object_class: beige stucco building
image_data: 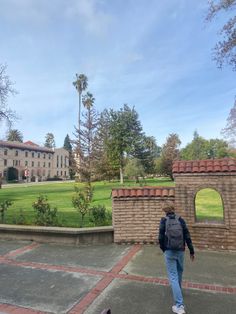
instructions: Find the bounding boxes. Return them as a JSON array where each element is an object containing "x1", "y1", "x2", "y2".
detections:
[{"x1": 0, "y1": 140, "x2": 69, "y2": 182}]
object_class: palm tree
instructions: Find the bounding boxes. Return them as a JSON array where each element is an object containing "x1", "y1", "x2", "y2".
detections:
[
  {"x1": 6, "y1": 129, "x2": 23, "y2": 142},
  {"x1": 82, "y1": 92, "x2": 95, "y2": 110},
  {"x1": 73, "y1": 74, "x2": 88, "y2": 133}
]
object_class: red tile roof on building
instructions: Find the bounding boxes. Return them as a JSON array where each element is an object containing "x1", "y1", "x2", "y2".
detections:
[
  {"x1": 0, "y1": 140, "x2": 53, "y2": 153},
  {"x1": 112, "y1": 187, "x2": 175, "y2": 198},
  {"x1": 24, "y1": 141, "x2": 39, "y2": 146},
  {"x1": 173, "y1": 158, "x2": 236, "y2": 173}
]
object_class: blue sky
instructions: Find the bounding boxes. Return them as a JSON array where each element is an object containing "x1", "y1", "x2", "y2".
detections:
[{"x1": 0, "y1": 0, "x2": 235, "y2": 148}]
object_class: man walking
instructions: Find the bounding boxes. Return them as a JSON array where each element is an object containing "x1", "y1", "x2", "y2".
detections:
[{"x1": 158, "y1": 202, "x2": 194, "y2": 314}]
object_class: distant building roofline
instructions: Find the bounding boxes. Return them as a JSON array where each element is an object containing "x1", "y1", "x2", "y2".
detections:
[{"x1": 0, "y1": 140, "x2": 54, "y2": 153}]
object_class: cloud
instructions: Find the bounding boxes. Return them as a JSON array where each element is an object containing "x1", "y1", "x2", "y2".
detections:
[
  {"x1": 65, "y1": 0, "x2": 113, "y2": 37},
  {"x1": 0, "y1": 0, "x2": 52, "y2": 23}
]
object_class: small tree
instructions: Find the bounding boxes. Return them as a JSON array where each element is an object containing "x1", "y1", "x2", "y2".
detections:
[
  {"x1": 125, "y1": 158, "x2": 145, "y2": 182},
  {"x1": 32, "y1": 195, "x2": 58, "y2": 226},
  {"x1": 72, "y1": 185, "x2": 91, "y2": 227},
  {"x1": 0, "y1": 200, "x2": 13, "y2": 223}
]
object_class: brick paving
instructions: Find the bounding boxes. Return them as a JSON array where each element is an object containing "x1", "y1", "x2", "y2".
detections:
[{"x1": 0, "y1": 241, "x2": 235, "y2": 314}]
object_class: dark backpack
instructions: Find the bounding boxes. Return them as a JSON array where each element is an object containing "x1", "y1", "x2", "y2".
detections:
[{"x1": 165, "y1": 215, "x2": 184, "y2": 250}]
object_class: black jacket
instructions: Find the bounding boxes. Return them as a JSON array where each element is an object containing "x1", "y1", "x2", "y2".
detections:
[{"x1": 158, "y1": 212, "x2": 194, "y2": 255}]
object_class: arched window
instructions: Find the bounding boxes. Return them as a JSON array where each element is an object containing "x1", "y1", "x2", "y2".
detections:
[{"x1": 195, "y1": 188, "x2": 224, "y2": 223}]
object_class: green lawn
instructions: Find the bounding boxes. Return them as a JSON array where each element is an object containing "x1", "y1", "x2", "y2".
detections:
[
  {"x1": 195, "y1": 188, "x2": 224, "y2": 222},
  {"x1": 0, "y1": 179, "x2": 224, "y2": 227},
  {"x1": 0, "y1": 178, "x2": 174, "y2": 227}
]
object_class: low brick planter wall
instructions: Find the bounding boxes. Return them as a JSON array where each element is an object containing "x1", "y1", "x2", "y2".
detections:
[{"x1": 0, "y1": 224, "x2": 114, "y2": 245}]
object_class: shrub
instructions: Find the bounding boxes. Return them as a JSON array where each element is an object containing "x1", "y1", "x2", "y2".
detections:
[
  {"x1": 89, "y1": 205, "x2": 111, "y2": 226},
  {"x1": 13, "y1": 208, "x2": 26, "y2": 225},
  {"x1": 32, "y1": 195, "x2": 58, "y2": 226},
  {"x1": 0, "y1": 200, "x2": 13, "y2": 223}
]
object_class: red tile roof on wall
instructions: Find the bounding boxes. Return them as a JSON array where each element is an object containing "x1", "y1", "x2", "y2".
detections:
[
  {"x1": 173, "y1": 158, "x2": 236, "y2": 173},
  {"x1": 112, "y1": 187, "x2": 175, "y2": 198}
]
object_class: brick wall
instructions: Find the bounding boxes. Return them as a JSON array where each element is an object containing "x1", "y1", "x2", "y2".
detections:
[
  {"x1": 174, "y1": 173, "x2": 236, "y2": 251},
  {"x1": 112, "y1": 187, "x2": 174, "y2": 244},
  {"x1": 112, "y1": 171, "x2": 236, "y2": 251}
]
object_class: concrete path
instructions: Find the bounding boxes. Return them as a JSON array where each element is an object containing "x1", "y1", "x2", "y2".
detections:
[{"x1": 0, "y1": 240, "x2": 235, "y2": 314}]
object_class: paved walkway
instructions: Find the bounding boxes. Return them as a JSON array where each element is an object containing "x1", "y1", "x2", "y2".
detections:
[{"x1": 0, "y1": 240, "x2": 235, "y2": 314}]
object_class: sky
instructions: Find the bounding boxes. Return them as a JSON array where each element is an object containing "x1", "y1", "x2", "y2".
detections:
[{"x1": 0, "y1": 0, "x2": 235, "y2": 148}]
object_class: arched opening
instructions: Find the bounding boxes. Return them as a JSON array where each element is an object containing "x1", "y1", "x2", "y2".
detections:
[
  {"x1": 7, "y1": 167, "x2": 19, "y2": 182},
  {"x1": 195, "y1": 188, "x2": 224, "y2": 223}
]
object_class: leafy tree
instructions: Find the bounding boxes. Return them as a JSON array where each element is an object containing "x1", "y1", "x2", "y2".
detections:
[
  {"x1": 221, "y1": 99, "x2": 236, "y2": 146},
  {"x1": 125, "y1": 158, "x2": 145, "y2": 182},
  {"x1": 6, "y1": 129, "x2": 23, "y2": 142},
  {"x1": 0, "y1": 64, "x2": 17, "y2": 126},
  {"x1": 63, "y1": 134, "x2": 72, "y2": 151},
  {"x1": 44, "y1": 132, "x2": 56, "y2": 148},
  {"x1": 206, "y1": 138, "x2": 230, "y2": 158},
  {"x1": 181, "y1": 131, "x2": 208, "y2": 160},
  {"x1": 158, "y1": 133, "x2": 181, "y2": 180},
  {"x1": 101, "y1": 105, "x2": 144, "y2": 184},
  {"x1": 181, "y1": 132, "x2": 230, "y2": 159},
  {"x1": 206, "y1": 0, "x2": 236, "y2": 70},
  {"x1": 134, "y1": 135, "x2": 161, "y2": 174},
  {"x1": 63, "y1": 134, "x2": 75, "y2": 179}
]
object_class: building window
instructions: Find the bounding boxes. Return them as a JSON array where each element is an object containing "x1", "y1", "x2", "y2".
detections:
[
  {"x1": 48, "y1": 162, "x2": 51, "y2": 168},
  {"x1": 57, "y1": 171, "x2": 59, "y2": 176},
  {"x1": 57, "y1": 155, "x2": 59, "y2": 168},
  {"x1": 4, "y1": 159, "x2": 7, "y2": 166},
  {"x1": 64, "y1": 171, "x2": 66, "y2": 176},
  {"x1": 25, "y1": 161, "x2": 28, "y2": 166},
  {"x1": 32, "y1": 152, "x2": 35, "y2": 158},
  {"x1": 38, "y1": 152, "x2": 40, "y2": 158},
  {"x1": 4, "y1": 149, "x2": 7, "y2": 156},
  {"x1": 43, "y1": 153, "x2": 46, "y2": 159},
  {"x1": 49, "y1": 154, "x2": 51, "y2": 159},
  {"x1": 32, "y1": 161, "x2": 34, "y2": 167},
  {"x1": 25, "y1": 151, "x2": 28, "y2": 157},
  {"x1": 43, "y1": 162, "x2": 46, "y2": 167},
  {"x1": 15, "y1": 150, "x2": 18, "y2": 156},
  {"x1": 61, "y1": 171, "x2": 63, "y2": 176}
]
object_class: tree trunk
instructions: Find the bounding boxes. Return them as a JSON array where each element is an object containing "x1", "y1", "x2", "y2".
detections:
[{"x1": 120, "y1": 166, "x2": 124, "y2": 185}]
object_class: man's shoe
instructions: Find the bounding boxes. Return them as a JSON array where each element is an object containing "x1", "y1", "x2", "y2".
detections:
[{"x1": 172, "y1": 305, "x2": 186, "y2": 314}]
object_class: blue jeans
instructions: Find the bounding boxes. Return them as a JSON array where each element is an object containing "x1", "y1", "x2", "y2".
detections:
[{"x1": 164, "y1": 250, "x2": 184, "y2": 307}]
